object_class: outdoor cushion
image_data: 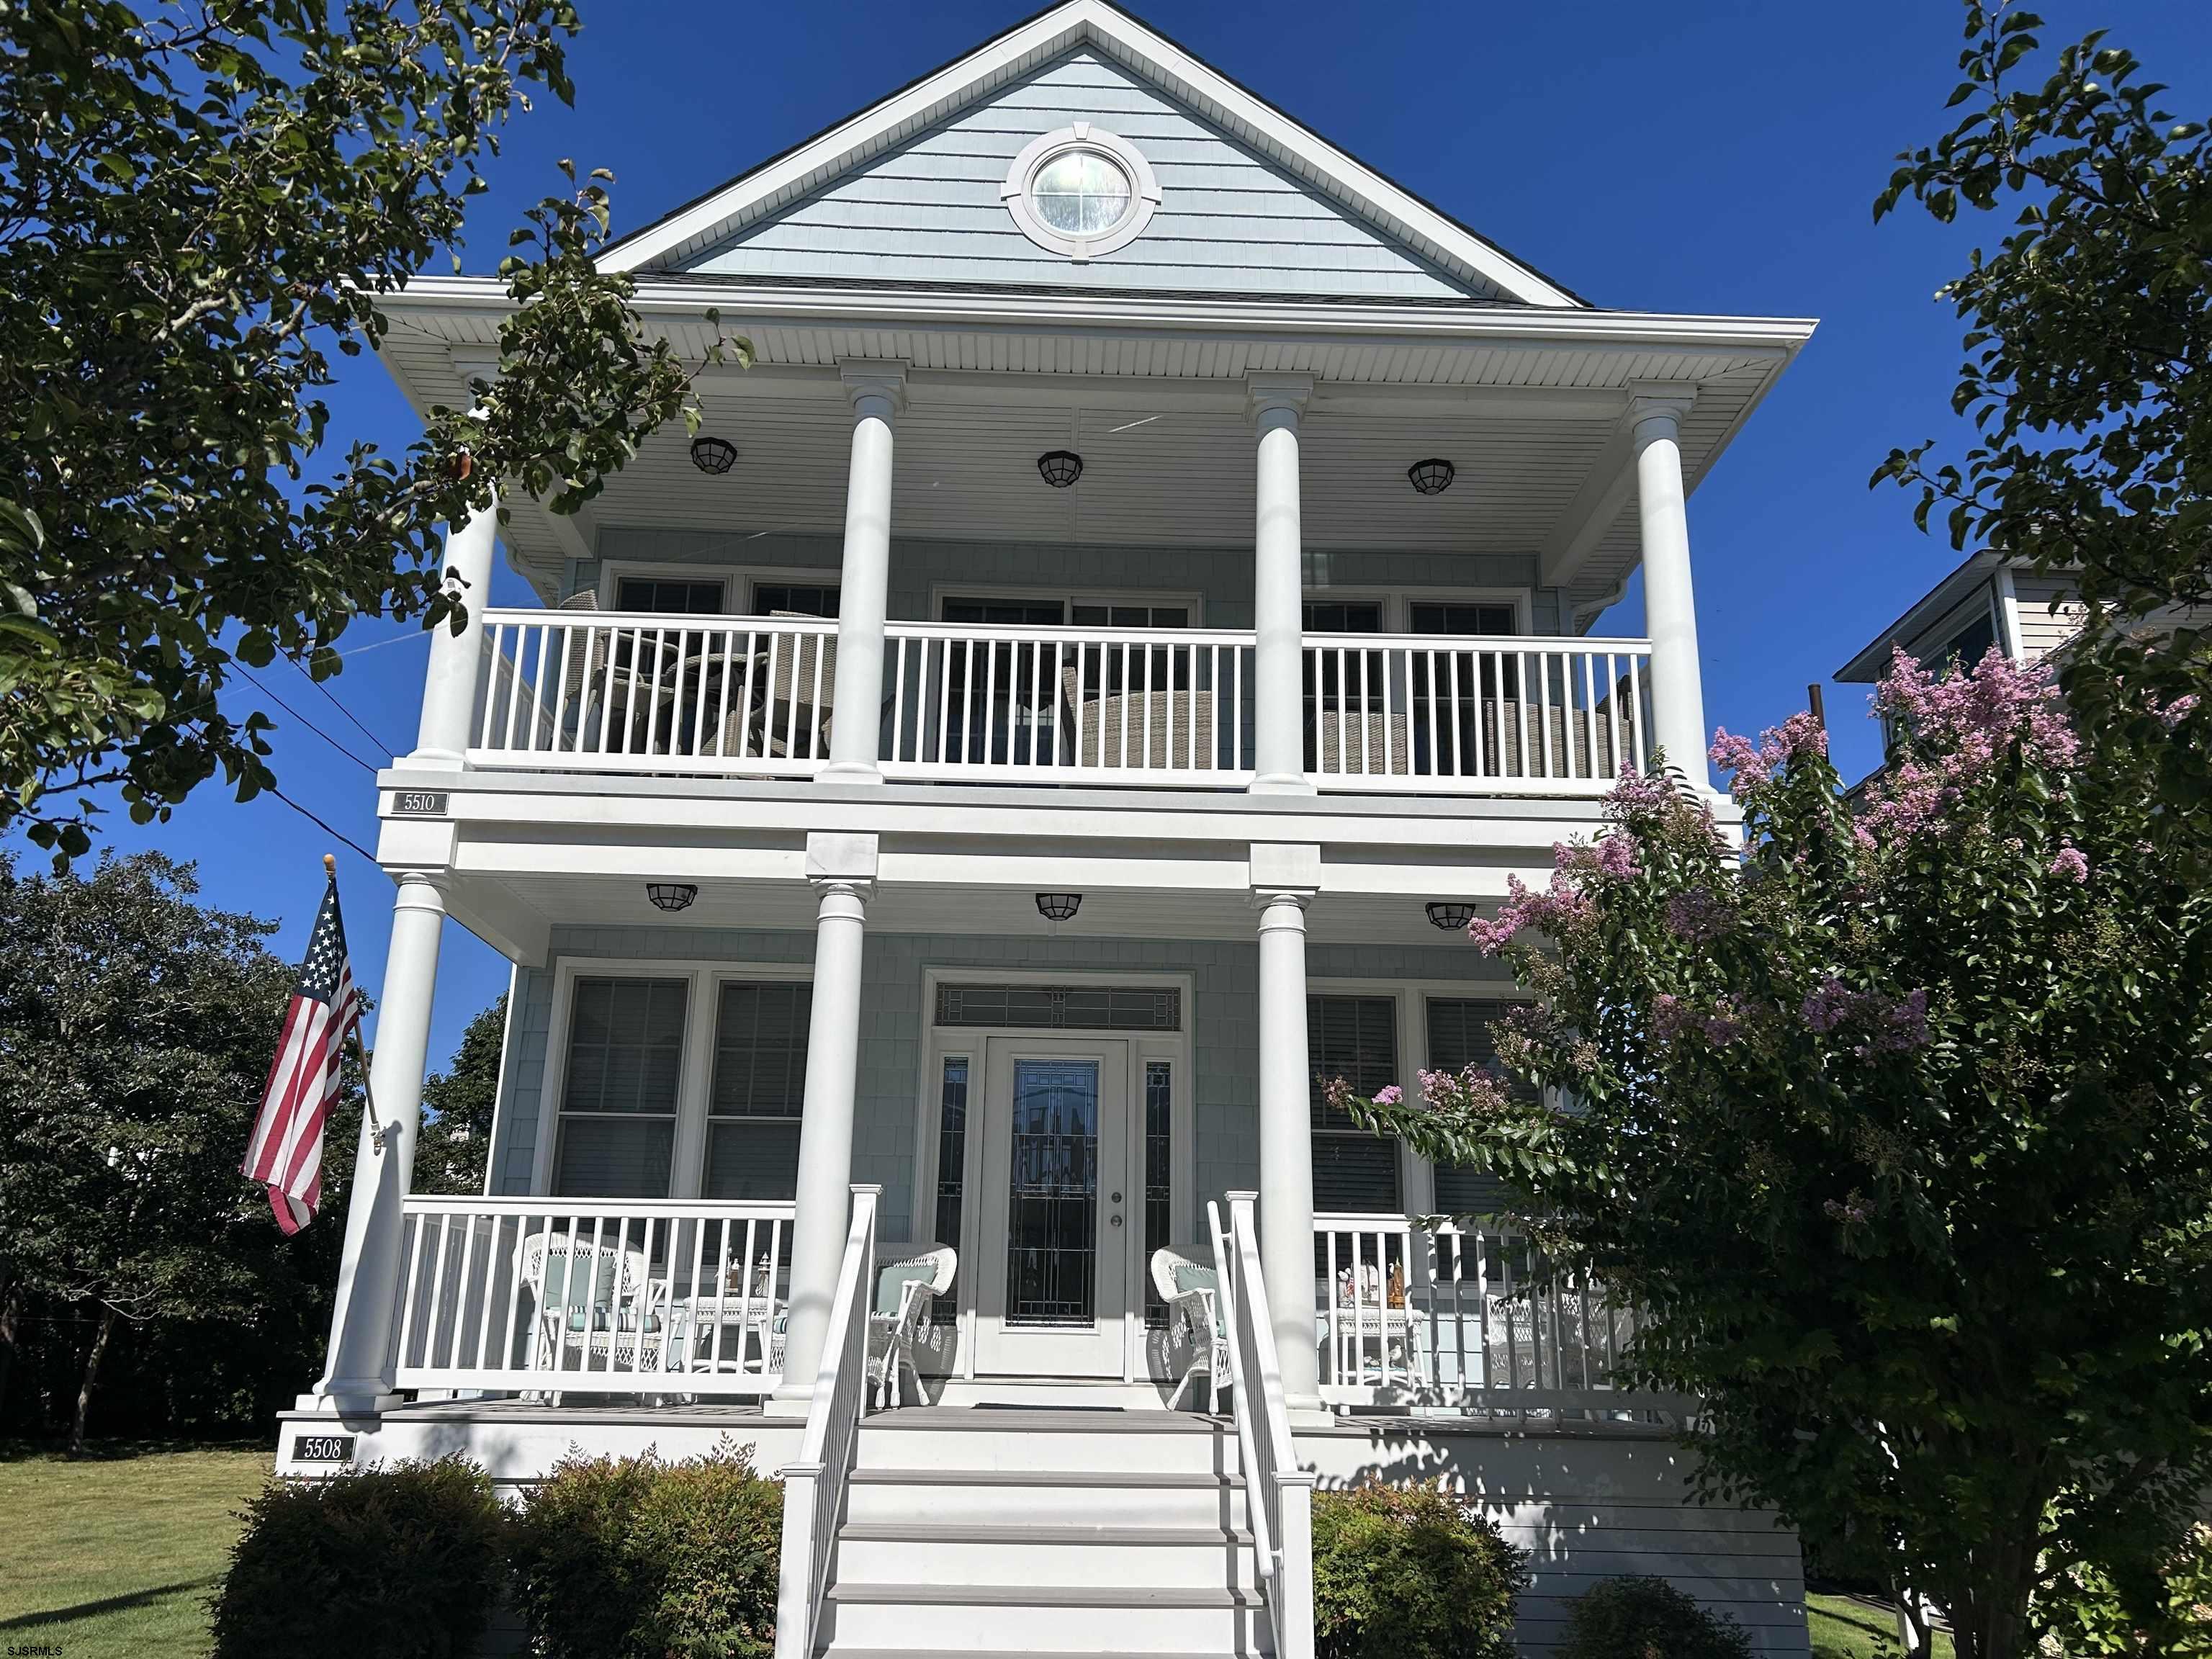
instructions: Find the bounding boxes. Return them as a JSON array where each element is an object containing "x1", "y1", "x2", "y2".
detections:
[
  {"x1": 1171, "y1": 1262, "x2": 1223, "y2": 1336},
  {"x1": 876, "y1": 1258, "x2": 938, "y2": 1320}
]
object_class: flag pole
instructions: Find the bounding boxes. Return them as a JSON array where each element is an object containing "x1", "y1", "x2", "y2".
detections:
[{"x1": 327, "y1": 853, "x2": 390, "y2": 1153}]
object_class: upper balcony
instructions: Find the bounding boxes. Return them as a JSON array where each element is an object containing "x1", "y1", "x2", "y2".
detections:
[{"x1": 471, "y1": 606, "x2": 1654, "y2": 799}]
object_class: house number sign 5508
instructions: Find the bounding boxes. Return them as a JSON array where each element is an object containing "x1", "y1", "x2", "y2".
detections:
[
  {"x1": 292, "y1": 1434, "x2": 355, "y2": 1464},
  {"x1": 393, "y1": 791, "x2": 449, "y2": 816}
]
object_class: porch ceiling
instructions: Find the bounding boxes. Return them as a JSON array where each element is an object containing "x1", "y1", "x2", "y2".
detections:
[
  {"x1": 377, "y1": 283, "x2": 1812, "y2": 616},
  {"x1": 463, "y1": 871, "x2": 1511, "y2": 954}
]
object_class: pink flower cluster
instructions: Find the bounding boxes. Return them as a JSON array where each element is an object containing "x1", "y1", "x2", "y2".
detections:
[
  {"x1": 1801, "y1": 979, "x2": 1929, "y2": 1057},
  {"x1": 1861, "y1": 647, "x2": 2080, "y2": 842},
  {"x1": 2049, "y1": 844, "x2": 2090, "y2": 884},
  {"x1": 1467, "y1": 861, "x2": 1596, "y2": 955},
  {"x1": 1606, "y1": 764, "x2": 1681, "y2": 814},
  {"x1": 1709, "y1": 711, "x2": 1830, "y2": 801},
  {"x1": 1652, "y1": 992, "x2": 1749, "y2": 1047},
  {"x1": 1664, "y1": 886, "x2": 1733, "y2": 943}
]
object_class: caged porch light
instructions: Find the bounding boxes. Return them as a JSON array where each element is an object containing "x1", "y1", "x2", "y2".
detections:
[
  {"x1": 689, "y1": 435, "x2": 738, "y2": 475},
  {"x1": 1406, "y1": 457, "x2": 1456, "y2": 495},
  {"x1": 1035, "y1": 892, "x2": 1083, "y2": 922},
  {"x1": 647, "y1": 883, "x2": 699, "y2": 912},
  {"x1": 1424, "y1": 899, "x2": 1478, "y2": 931},
  {"x1": 1035, "y1": 450, "x2": 1084, "y2": 488}
]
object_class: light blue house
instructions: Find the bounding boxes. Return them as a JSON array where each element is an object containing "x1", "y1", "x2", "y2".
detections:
[{"x1": 282, "y1": 4, "x2": 1819, "y2": 1653}]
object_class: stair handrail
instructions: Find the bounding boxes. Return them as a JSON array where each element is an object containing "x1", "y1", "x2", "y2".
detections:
[
  {"x1": 1218, "y1": 1192, "x2": 1317, "y2": 1659},
  {"x1": 773, "y1": 1183, "x2": 879, "y2": 1659}
]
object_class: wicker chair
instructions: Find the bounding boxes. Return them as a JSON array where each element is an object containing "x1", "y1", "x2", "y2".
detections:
[
  {"x1": 709, "y1": 613, "x2": 835, "y2": 761},
  {"x1": 1058, "y1": 663, "x2": 1214, "y2": 770}
]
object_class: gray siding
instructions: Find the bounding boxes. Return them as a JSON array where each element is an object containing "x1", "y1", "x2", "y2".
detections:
[
  {"x1": 685, "y1": 49, "x2": 1489, "y2": 302},
  {"x1": 493, "y1": 927, "x2": 1518, "y2": 1238},
  {"x1": 583, "y1": 527, "x2": 1553, "y2": 631}
]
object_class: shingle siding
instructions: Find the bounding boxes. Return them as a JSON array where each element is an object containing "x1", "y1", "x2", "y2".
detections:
[{"x1": 683, "y1": 49, "x2": 1490, "y2": 302}]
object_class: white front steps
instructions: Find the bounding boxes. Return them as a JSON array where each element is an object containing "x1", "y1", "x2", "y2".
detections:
[{"x1": 817, "y1": 1407, "x2": 1270, "y2": 1658}]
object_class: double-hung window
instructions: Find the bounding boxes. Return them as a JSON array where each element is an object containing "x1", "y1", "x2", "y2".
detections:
[
  {"x1": 615, "y1": 576, "x2": 725, "y2": 615},
  {"x1": 552, "y1": 977, "x2": 687, "y2": 1197},
  {"x1": 1424, "y1": 997, "x2": 1527, "y2": 1217},
  {"x1": 1308, "y1": 994, "x2": 1402, "y2": 1214},
  {"x1": 704, "y1": 981, "x2": 810, "y2": 1201}
]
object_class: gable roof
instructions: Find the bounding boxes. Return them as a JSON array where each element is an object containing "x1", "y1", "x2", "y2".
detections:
[{"x1": 598, "y1": 0, "x2": 1586, "y2": 309}]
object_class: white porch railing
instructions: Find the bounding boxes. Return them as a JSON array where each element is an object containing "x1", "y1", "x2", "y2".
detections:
[
  {"x1": 773, "y1": 1184, "x2": 878, "y2": 1659},
  {"x1": 466, "y1": 607, "x2": 1652, "y2": 798},
  {"x1": 389, "y1": 1197, "x2": 793, "y2": 1398},
  {"x1": 1217, "y1": 1193, "x2": 1316, "y2": 1659},
  {"x1": 1313, "y1": 1213, "x2": 1684, "y2": 1416},
  {"x1": 1303, "y1": 633, "x2": 1647, "y2": 792}
]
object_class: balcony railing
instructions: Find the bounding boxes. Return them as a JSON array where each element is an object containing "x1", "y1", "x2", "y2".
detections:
[
  {"x1": 389, "y1": 1196, "x2": 795, "y2": 1398},
  {"x1": 468, "y1": 608, "x2": 1653, "y2": 798},
  {"x1": 1312, "y1": 1213, "x2": 1687, "y2": 1418}
]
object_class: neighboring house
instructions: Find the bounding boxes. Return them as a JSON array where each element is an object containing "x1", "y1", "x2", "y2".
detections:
[
  {"x1": 282, "y1": 5, "x2": 1818, "y2": 1653},
  {"x1": 1835, "y1": 550, "x2": 2090, "y2": 693}
]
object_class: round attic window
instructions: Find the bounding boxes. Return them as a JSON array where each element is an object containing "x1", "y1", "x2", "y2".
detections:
[{"x1": 1002, "y1": 124, "x2": 1161, "y2": 261}]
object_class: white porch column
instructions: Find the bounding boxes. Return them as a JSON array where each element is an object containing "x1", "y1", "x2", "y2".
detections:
[
  {"x1": 1253, "y1": 844, "x2": 1322, "y2": 1413},
  {"x1": 308, "y1": 871, "x2": 446, "y2": 1412},
  {"x1": 1248, "y1": 374, "x2": 1314, "y2": 795},
  {"x1": 822, "y1": 363, "x2": 907, "y2": 783},
  {"x1": 770, "y1": 833, "x2": 878, "y2": 1414},
  {"x1": 1632, "y1": 393, "x2": 1709, "y2": 790},
  {"x1": 410, "y1": 492, "x2": 502, "y2": 767}
]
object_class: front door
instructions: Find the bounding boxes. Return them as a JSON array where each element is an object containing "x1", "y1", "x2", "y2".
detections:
[{"x1": 974, "y1": 1038, "x2": 1130, "y2": 1376}]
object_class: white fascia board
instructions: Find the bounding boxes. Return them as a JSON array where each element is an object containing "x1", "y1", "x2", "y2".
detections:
[
  {"x1": 382, "y1": 274, "x2": 1818, "y2": 355},
  {"x1": 1835, "y1": 551, "x2": 2003, "y2": 682},
  {"x1": 593, "y1": 0, "x2": 1583, "y2": 308}
]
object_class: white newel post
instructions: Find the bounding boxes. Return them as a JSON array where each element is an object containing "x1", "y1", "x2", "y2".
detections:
[
  {"x1": 771, "y1": 833, "x2": 878, "y2": 1413},
  {"x1": 310, "y1": 872, "x2": 446, "y2": 1411},
  {"x1": 1632, "y1": 394, "x2": 1709, "y2": 791},
  {"x1": 822, "y1": 363, "x2": 906, "y2": 783},
  {"x1": 1248, "y1": 374, "x2": 1314, "y2": 794},
  {"x1": 410, "y1": 493, "x2": 502, "y2": 767},
  {"x1": 1253, "y1": 844, "x2": 1322, "y2": 1412}
]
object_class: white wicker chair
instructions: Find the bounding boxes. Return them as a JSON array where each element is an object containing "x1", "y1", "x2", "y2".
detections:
[
  {"x1": 868, "y1": 1245, "x2": 955, "y2": 1409},
  {"x1": 1151, "y1": 1234, "x2": 1231, "y2": 1414}
]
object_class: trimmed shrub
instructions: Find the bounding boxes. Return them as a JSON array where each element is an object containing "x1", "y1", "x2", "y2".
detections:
[
  {"x1": 1310, "y1": 1480, "x2": 1528, "y2": 1659},
  {"x1": 210, "y1": 1458, "x2": 506, "y2": 1659},
  {"x1": 1559, "y1": 1575, "x2": 1754, "y2": 1659},
  {"x1": 508, "y1": 1441, "x2": 782, "y2": 1659}
]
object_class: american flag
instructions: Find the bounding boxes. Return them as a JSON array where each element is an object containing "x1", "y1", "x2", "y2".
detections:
[{"x1": 242, "y1": 870, "x2": 364, "y2": 1235}]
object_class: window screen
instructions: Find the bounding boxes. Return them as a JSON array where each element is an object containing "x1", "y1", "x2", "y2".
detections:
[
  {"x1": 1303, "y1": 601, "x2": 1383, "y2": 634},
  {"x1": 1426, "y1": 997, "x2": 1524, "y2": 1217},
  {"x1": 942, "y1": 598, "x2": 1066, "y2": 626},
  {"x1": 1308, "y1": 994, "x2": 1401, "y2": 1213},
  {"x1": 703, "y1": 981, "x2": 810, "y2": 1202},
  {"x1": 615, "y1": 577, "x2": 724, "y2": 615},
  {"x1": 1409, "y1": 602, "x2": 1518, "y2": 637},
  {"x1": 553, "y1": 977, "x2": 685, "y2": 1197}
]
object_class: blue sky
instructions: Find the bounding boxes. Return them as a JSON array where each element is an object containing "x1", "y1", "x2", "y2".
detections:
[{"x1": 35, "y1": 0, "x2": 2208, "y2": 1071}]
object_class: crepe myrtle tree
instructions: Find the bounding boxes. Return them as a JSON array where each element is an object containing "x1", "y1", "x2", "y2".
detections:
[
  {"x1": 1873, "y1": 1, "x2": 2212, "y2": 826},
  {"x1": 1329, "y1": 651, "x2": 2212, "y2": 1659},
  {"x1": 0, "y1": 2, "x2": 748, "y2": 860}
]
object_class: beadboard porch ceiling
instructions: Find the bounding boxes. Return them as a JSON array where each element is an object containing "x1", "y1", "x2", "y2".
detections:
[{"x1": 376, "y1": 289, "x2": 1811, "y2": 617}]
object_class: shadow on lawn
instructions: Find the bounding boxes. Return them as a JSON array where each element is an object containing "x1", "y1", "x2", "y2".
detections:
[{"x1": 0, "y1": 1575, "x2": 220, "y2": 1631}]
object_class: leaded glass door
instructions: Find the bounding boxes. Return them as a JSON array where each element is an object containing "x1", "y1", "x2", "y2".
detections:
[{"x1": 974, "y1": 1039, "x2": 1130, "y2": 1375}]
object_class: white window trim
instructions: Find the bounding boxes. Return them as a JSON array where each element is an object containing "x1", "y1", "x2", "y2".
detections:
[
  {"x1": 598, "y1": 560, "x2": 852, "y2": 616},
  {"x1": 531, "y1": 958, "x2": 814, "y2": 1199},
  {"x1": 912, "y1": 964, "x2": 1196, "y2": 1384},
  {"x1": 927, "y1": 580, "x2": 1208, "y2": 627},
  {"x1": 1001, "y1": 122, "x2": 1162, "y2": 263},
  {"x1": 1907, "y1": 583, "x2": 2004, "y2": 671},
  {"x1": 597, "y1": 562, "x2": 733, "y2": 615}
]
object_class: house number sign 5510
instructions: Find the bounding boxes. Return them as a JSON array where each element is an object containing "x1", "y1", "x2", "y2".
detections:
[{"x1": 392, "y1": 791, "x2": 449, "y2": 816}]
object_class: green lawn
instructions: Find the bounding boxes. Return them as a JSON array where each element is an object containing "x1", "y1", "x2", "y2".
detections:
[
  {"x1": 1809, "y1": 1590, "x2": 1957, "y2": 1658},
  {"x1": 0, "y1": 1442, "x2": 269, "y2": 1659}
]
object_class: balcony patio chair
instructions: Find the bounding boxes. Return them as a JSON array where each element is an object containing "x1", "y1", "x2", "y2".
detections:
[
  {"x1": 514, "y1": 1232, "x2": 666, "y2": 1406},
  {"x1": 1058, "y1": 662, "x2": 1214, "y2": 771},
  {"x1": 701, "y1": 613, "x2": 835, "y2": 763},
  {"x1": 868, "y1": 1245, "x2": 955, "y2": 1408},
  {"x1": 1151, "y1": 1242, "x2": 1230, "y2": 1413}
]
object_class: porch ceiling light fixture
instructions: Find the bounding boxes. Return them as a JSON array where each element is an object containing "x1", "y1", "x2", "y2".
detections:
[
  {"x1": 1036, "y1": 449, "x2": 1084, "y2": 489},
  {"x1": 1407, "y1": 458, "x2": 1456, "y2": 495},
  {"x1": 1035, "y1": 892, "x2": 1083, "y2": 922},
  {"x1": 647, "y1": 882, "x2": 698, "y2": 913},
  {"x1": 689, "y1": 435, "x2": 737, "y2": 475},
  {"x1": 1425, "y1": 900, "x2": 1478, "y2": 931}
]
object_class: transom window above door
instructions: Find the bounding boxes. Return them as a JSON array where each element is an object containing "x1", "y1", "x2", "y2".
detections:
[{"x1": 615, "y1": 576, "x2": 725, "y2": 615}]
